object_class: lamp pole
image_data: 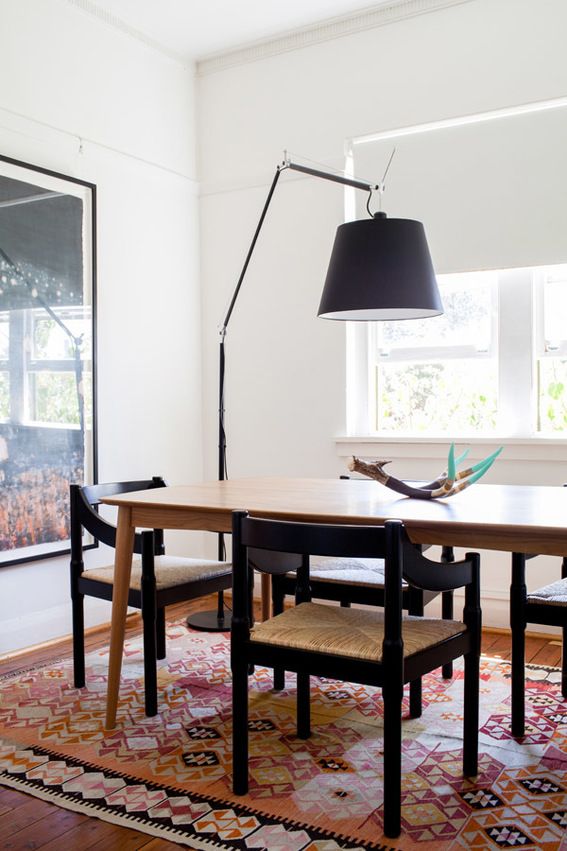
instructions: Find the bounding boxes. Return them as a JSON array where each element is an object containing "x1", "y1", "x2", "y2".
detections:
[
  {"x1": 187, "y1": 155, "x2": 380, "y2": 631},
  {"x1": 186, "y1": 153, "x2": 441, "y2": 630}
]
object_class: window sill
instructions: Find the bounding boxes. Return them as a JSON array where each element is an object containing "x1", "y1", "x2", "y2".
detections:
[{"x1": 335, "y1": 435, "x2": 567, "y2": 463}]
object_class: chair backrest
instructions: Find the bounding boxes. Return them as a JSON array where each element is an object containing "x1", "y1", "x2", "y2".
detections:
[
  {"x1": 232, "y1": 511, "x2": 480, "y2": 642},
  {"x1": 70, "y1": 477, "x2": 166, "y2": 559}
]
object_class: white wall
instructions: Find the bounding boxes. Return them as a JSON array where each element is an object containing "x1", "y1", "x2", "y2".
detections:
[
  {"x1": 198, "y1": 0, "x2": 567, "y2": 627},
  {"x1": 0, "y1": 0, "x2": 202, "y2": 653}
]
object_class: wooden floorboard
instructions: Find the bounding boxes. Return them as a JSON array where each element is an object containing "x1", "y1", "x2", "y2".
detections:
[{"x1": 0, "y1": 595, "x2": 562, "y2": 849}]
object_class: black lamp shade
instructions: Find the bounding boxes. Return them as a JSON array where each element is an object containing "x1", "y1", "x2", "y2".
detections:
[{"x1": 318, "y1": 215, "x2": 443, "y2": 321}]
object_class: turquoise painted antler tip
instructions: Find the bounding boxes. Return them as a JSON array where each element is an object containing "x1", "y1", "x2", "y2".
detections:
[
  {"x1": 447, "y1": 442, "x2": 456, "y2": 480},
  {"x1": 455, "y1": 447, "x2": 470, "y2": 466},
  {"x1": 469, "y1": 446, "x2": 504, "y2": 474},
  {"x1": 467, "y1": 452, "x2": 500, "y2": 485}
]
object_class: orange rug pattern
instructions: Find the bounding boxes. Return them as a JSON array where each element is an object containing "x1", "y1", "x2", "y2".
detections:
[{"x1": 0, "y1": 621, "x2": 566, "y2": 850}]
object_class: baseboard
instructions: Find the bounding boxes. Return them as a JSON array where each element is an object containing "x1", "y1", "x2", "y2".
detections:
[
  {"x1": 1, "y1": 594, "x2": 560, "y2": 663},
  {"x1": 0, "y1": 611, "x2": 140, "y2": 663}
]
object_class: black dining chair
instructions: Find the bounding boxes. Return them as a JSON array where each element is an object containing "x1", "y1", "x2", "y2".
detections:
[
  {"x1": 270, "y1": 545, "x2": 457, "y2": 705},
  {"x1": 70, "y1": 477, "x2": 232, "y2": 716},
  {"x1": 510, "y1": 551, "x2": 567, "y2": 736},
  {"x1": 231, "y1": 511, "x2": 481, "y2": 839},
  {"x1": 267, "y1": 475, "x2": 456, "y2": 717}
]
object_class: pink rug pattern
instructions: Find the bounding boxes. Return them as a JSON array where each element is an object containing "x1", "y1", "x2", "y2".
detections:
[{"x1": 0, "y1": 622, "x2": 566, "y2": 850}]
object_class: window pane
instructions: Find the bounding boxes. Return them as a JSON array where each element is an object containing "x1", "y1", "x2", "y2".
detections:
[
  {"x1": 378, "y1": 271, "x2": 495, "y2": 352},
  {"x1": 32, "y1": 308, "x2": 92, "y2": 360},
  {"x1": 542, "y1": 265, "x2": 567, "y2": 350},
  {"x1": 376, "y1": 359, "x2": 498, "y2": 433},
  {"x1": 538, "y1": 358, "x2": 567, "y2": 432},
  {"x1": 29, "y1": 372, "x2": 81, "y2": 425},
  {"x1": 0, "y1": 372, "x2": 8, "y2": 420}
]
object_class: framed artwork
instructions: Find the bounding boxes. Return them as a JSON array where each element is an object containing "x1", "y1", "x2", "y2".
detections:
[{"x1": 0, "y1": 154, "x2": 97, "y2": 566}]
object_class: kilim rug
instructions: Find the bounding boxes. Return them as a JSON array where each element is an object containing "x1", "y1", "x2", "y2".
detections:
[{"x1": 0, "y1": 620, "x2": 566, "y2": 850}]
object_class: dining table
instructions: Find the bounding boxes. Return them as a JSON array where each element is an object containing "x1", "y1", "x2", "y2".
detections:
[{"x1": 100, "y1": 476, "x2": 567, "y2": 728}]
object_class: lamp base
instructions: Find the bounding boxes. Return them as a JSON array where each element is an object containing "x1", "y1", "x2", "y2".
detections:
[{"x1": 186, "y1": 608, "x2": 232, "y2": 632}]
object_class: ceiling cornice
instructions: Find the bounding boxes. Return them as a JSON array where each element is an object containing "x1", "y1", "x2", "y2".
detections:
[
  {"x1": 196, "y1": 0, "x2": 475, "y2": 77},
  {"x1": 64, "y1": 0, "x2": 190, "y2": 66},
  {"x1": 64, "y1": 0, "x2": 476, "y2": 75}
]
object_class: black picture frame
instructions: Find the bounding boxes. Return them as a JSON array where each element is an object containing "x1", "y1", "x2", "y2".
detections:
[{"x1": 0, "y1": 154, "x2": 97, "y2": 566}]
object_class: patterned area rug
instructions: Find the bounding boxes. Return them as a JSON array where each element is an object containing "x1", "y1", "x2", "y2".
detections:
[{"x1": 0, "y1": 621, "x2": 566, "y2": 850}]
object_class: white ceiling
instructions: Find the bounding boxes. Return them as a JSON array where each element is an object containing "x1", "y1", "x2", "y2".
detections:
[{"x1": 82, "y1": 0, "x2": 399, "y2": 61}]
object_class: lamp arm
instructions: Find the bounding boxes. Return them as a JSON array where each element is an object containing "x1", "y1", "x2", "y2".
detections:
[
  {"x1": 218, "y1": 165, "x2": 283, "y2": 507},
  {"x1": 285, "y1": 160, "x2": 379, "y2": 194},
  {"x1": 220, "y1": 166, "x2": 283, "y2": 335},
  {"x1": 219, "y1": 157, "x2": 378, "y2": 335},
  {"x1": 217, "y1": 155, "x2": 379, "y2": 507}
]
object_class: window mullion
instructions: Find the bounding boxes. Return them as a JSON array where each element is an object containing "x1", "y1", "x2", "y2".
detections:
[
  {"x1": 497, "y1": 268, "x2": 534, "y2": 437},
  {"x1": 346, "y1": 321, "x2": 371, "y2": 435},
  {"x1": 8, "y1": 310, "x2": 25, "y2": 423}
]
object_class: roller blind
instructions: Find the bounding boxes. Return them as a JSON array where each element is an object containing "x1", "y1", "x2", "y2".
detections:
[{"x1": 353, "y1": 104, "x2": 567, "y2": 274}]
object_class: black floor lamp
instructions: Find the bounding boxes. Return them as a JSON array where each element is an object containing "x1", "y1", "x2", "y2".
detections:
[{"x1": 187, "y1": 153, "x2": 443, "y2": 631}]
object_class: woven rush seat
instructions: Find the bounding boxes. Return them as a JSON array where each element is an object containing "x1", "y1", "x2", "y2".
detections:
[
  {"x1": 527, "y1": 577, "x2": 567, "y2": 606},
  {"x1": 295, "y1": 555, "x2": 408, "y2": 587},
  {"x1": 71, "y1": 477, "x2": 233, "y2": 717},
  {"x1": 83, "y1": 557, "x2": 231, "y2": 591},
  {"x1": 251, "y1": 601, "x2": 466, "y2": 661}
]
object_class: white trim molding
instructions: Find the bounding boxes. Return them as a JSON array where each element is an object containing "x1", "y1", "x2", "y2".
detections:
[
  {"x1": 64, "y1": 0, "x2": 190, "y2": 66},
  {"x1": 64, "y1": 0, "x2": 476, "y2": 76},
  {"x1": 335, "y1": 435, "x2": 567, "y2": 464},
  {"x1": 197, "y1": 0, "x2": 475, "y2": 76}
]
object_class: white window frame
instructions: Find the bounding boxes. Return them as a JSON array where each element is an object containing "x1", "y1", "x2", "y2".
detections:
[
  {"x1": 0, "y1": 306, "x2": 90, "y2": 429},
  {"x1": 345, "y1": 265, "x2": 567, "y2": 444}
]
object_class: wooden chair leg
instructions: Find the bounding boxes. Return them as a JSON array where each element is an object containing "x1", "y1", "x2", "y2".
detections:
[
  {"x1": 382, "y1": 682, "x2": 402, "y2": 839},
  {"x1": 441, "y1": 591, "x2": 454, "y2": 679},
  {"x1": 141, "y1": 533, "x2": 158, "y2": 717},
  {"x1": 510, "y1": 553, "x2": 527, "y2": 737},
  {"x1": 156, "y1": 607, "x2": 166, "y2": 660},
  {"x1": 408, "y1": 588, "x2": 423, "y2": 717},
  {"x1": 272, "y1": 580, "x2": 285, "y2": 691},
  {"x1": 562, "y1": 625, "x2": 567, "y2": 700},
  {"x1": 463, "y1": 649, "x2": 479, "y2": 777},
  {"x1": 297, "y1": 673, "x2": 311, "y2": 739},
  {"x1": 72, "y1": 593, "x2": 86, "y2": 688},
  {"x1": 232, "y1": 661, "x2": 249, "y2": 795},
  {"x1": 440, "y1": 548, "x2": 455, "y2": 680},
  {"x1": 142, "y1": 615, "x2": 158, "y2": 716},
  {"x1": 561, "y1": 557, "x2": 567, "y2": 700},
  {"x1": 409, "y1": 678, "x2": 422, "y2": 718}
]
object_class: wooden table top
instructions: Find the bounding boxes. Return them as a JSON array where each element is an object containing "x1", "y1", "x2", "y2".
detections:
[{"x1": 101, "y1": 477, "x2": 567, "y2": 556}]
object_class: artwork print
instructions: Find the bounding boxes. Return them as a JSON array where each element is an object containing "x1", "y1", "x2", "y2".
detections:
[{"x1": 0, "y1": 155, "x2": 96, "y2": 565}]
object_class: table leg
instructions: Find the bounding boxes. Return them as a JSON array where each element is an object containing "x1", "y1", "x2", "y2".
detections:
[{"x1": 105, "y1": 505, "x2": 135, "y2": 729}]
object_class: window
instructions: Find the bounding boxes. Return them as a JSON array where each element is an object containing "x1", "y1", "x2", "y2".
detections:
[
  {"x1": 534, "y1": 266, "x2": 567, "y2": 433},
  {"x1": 351, "y1": 263, "x2": 567, "y2": 438},
  {"x1": 26, "y1": 308, "x2": 92, "y2": 427},
  {"x1": 0, "y1": 306, "x2": 92, "y2": 428}
]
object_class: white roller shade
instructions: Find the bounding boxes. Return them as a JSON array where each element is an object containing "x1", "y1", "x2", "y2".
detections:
[{"x1": 353, "y1": 103, "x2": 567, "y2": 274}]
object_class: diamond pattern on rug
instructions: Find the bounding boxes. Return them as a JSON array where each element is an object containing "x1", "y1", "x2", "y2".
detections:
[
  {"x1": 1, "y1": 623, "x2": 566, "y2": 850},
  {"x1": 543, "y1": 808, "x2": 566, "y2": 828},
  {"x1": 460, "y1": 788, "x2": 504, "y2": 809},
  {"x1": 147, "y1": 795, "x2": 212, "y2": 824},
  {"x1": 519, "y1": 776, "x2": 563, "y2": 795},
  {"x1": 485, "y1": 824, "x2": 535, "y2": 846}
]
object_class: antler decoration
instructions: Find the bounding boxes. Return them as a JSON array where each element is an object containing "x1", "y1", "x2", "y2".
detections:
[{"x1": 348, "y1": 444, "x2": 502, "y2": 500}]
